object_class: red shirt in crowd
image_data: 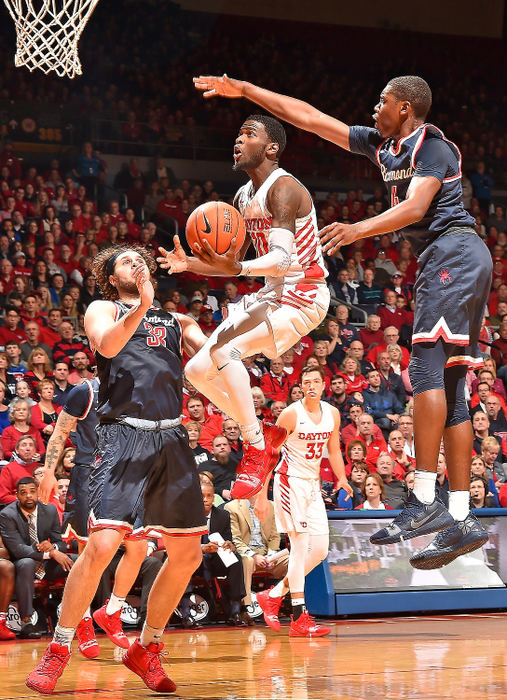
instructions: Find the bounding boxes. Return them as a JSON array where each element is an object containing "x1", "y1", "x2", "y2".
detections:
[
  {"x1": 182, "y1": 413, "x2": 224, "y2": 452},
  {"x1": 0, "y1": 426, "x2": 45, "y2": 461},
  {"x1": 0, "y1": 459, "x2": 41, "y2": 504}
]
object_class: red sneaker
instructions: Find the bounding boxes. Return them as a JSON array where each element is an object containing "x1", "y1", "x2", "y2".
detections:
[
  {"x1": 231, "y1": 443, "x2": 278, "y2": 499},
  {"x1": 256, "y1": 588, "x2": 282, "y2": 632},
  {"x1": 93, "y1": 602, "x2": 129, "y2": 649},
  {"x1": 76, "y1": 617, "x2": 100, "y2": 659},
  {"x1": 289, "y1": 611, "x2": 331, "y2": 638},
  {"x1": 122, "y1": 638, "x2": 176, "y2": 693},
  {"x1": 0, "y1": 618, "x2": 15, "y2": 640},
  {"x1": 262, "y1": 421, "x2": 287, "y2": 451},
  {"x1": 25, "y1": 642, "x2": 71, "y2": 694}
]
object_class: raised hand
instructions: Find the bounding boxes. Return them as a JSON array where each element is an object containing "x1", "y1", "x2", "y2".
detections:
[
  {"x1": 157, "y1": 235, "x2": 189, "y2": 274},
  {"x1": 193, "y1": 74, "x2": 244, "y2": 99},
  {"x1": 319, "y1": 222, "x2": 359, "y2": 256},
  {"x1": 132, "y1": 261, "x2": 154, "y2": 309}
]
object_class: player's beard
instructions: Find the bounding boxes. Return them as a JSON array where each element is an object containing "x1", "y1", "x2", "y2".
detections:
[
  {"x1": 116, "y1": 280, "x2": 139, "y2": 296},
  {"x1": 232, "y1": 145, "x2": 265, "y2": 172}
]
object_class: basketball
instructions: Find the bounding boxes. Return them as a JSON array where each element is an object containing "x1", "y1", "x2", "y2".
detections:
[{"x1": 185, "y1": 201, "x2": 246, "y2": 255}]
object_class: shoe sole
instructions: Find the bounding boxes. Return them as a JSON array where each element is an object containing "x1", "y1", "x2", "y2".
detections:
[
  {"x1": 289, "y1": 629, "x2": 331, "y2": 637},
  {"x1": 256, "y1": 594, "x2": 281, "y2": 632},
  {"x1": 261, "y1": 617, "x2": 280, "y2": 632},
  {"x1": 410, "y1": 535, "x2": 489, "y2": 570},
  {"x1": 122, "y1": 655, "x2": 177, "y2": 693},
  {"x1": 370, "y1": 518, "x2": 454, "y2": 545},
  {"x1": 231, "y1": 480, "x2": 263, "y2": 500},
  {"x1": 26, "y1": 679, "x2": 57, "y2": 695},
  {"x1": 78, "y1": 645, "x2": 100, "y2": 659},
  {"x1": 231, "y1": 452, "x2": 279, "y2": 499}
]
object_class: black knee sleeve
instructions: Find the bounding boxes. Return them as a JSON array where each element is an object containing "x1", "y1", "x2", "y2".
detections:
[
  {"x1": 408, "y1": 342, "x2": 446, "y2": 396},
  {"x1": 444, "y1": 365, "x2": 469, "y2": 428}
]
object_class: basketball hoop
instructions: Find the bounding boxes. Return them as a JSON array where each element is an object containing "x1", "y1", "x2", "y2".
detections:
[{"x1": 2, "y1": 0, "x2": 100, "y2": 79}]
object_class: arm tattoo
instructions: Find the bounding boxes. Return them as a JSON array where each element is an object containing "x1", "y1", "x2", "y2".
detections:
[{"x1": 45, "y1": 412, "x2": 77, "y2": 472}]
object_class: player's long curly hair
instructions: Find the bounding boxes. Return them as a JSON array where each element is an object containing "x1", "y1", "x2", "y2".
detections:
[{"x1": 93, "y1": 244, "x2": 157, "y2": 301}]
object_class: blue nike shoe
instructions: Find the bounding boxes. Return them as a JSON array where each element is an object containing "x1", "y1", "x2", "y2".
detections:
[
  {"x1": 370, "y1": 491, "x2": 455, "y2": 545},
  {"x1": 409, "y1": 512, "x2": 489, "y2": 569}
]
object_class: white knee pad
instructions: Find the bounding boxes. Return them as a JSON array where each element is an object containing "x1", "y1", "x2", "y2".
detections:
[{"x1": 305, "y1": 534, "x2": 329, "y2": 573}]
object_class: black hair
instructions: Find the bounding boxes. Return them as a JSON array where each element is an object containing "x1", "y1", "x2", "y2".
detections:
[
  {"x1": 17, "y1": 476, "x2": 37, "y2": 490},
  {"x1": 247, "y1": 114, "x2": 286, "y2": 158},
  {"x1": 387, "y1": 76, "x2": 432, "y2": 120}
]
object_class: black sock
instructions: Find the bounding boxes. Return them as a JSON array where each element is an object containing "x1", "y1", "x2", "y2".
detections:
[{"x1": 292, "y1": 604, "x2": 306, "y2": 621}]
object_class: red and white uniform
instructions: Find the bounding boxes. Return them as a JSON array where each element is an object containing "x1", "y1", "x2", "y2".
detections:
[
  {"x1": 274, "y1": 400, "x2": 333, "y2": 535},
  {"x1": 233, "y1": 168, "x2": 330, "y2": 357}
]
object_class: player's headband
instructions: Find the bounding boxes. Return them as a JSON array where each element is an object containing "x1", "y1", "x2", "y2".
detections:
[{"x1": 106, "y1": 250, "x2": 128, "y2": 277}]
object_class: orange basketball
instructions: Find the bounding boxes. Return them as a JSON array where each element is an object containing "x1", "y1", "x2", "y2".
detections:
[{"x1": 185, "y1": 201, "x2": 246, "y2": 255}]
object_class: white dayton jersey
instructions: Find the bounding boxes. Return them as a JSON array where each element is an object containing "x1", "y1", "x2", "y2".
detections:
[
  {"x1": 235, "y1": 167, "x2": 328, "y2": 294},
  {"x1": 277, "y1": 400, "x2": 334, "y2": 479}
]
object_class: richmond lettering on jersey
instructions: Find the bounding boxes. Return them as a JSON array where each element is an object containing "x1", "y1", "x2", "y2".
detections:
[
  {"x1": 379, "y1": 163, "x2": 414, "y2": 182},
  {"x1": 245, "y1": 216, "x2": 272, "y2": 232},
  {"x1": 297, "y1": 431, "x2": 332, "y2": 440},
  {"x1": 144, "y1": 314, "x2": 175, "y2": 327}
]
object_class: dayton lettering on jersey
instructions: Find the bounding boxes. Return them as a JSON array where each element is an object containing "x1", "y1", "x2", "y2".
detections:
[
  {"x1": 297, "y1": 431, "x2": 332, "y2": 441},
  {"x1": 245, "y1": 216, "x2": 272, "y2": 232}
]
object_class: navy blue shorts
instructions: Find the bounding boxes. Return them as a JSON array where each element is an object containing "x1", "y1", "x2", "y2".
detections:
[
  {"x1": 411, "y1": 228, "x2": 492, "y2": 368},
  {"x1": 62, "y1": 463, "x2": 89, "y2": 543},
  {"x1": 88, "y1": 423, "x2": 207, "y2": 538}
]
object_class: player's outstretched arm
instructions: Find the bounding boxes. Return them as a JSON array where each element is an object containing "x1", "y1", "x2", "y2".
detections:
[
  {"x1": 39, "y1": 410, "x2": 78, "y2": 504},
  {"x1": 193, "y1": 74, "x2": 351, "y2": 151},
  {"x1": 327, "y1": 407, "x2": 353, "y2": 500},
  {"x1": 319, "y1": 175, "x2": 442, "y2": 256},
  {"x1": 158, "y1": 235, "x2": 245, "y2": 277}
]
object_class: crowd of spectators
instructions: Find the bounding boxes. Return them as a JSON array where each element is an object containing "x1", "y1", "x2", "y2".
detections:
[
  {"x1": 0, "y1": 5, "x2": 504, "y2": 187},
  {"x1": 0, "y1": 21, "x2": 505, "y2": 632}
]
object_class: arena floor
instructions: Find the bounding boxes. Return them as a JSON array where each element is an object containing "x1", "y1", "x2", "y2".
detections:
[{"x1": 4, "y1": 613, "x2": 507, "y2": 699}]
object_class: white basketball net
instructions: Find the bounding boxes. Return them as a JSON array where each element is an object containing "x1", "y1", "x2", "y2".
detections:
[{"x1": 3, "y1": 0, "x2": 100, "y2": 79}]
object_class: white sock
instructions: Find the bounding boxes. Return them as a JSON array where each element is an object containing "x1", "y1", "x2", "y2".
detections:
[
  {"x1": 413, "y1": 470, "x2": 437, "y2": 505},
  {"x1": 53, "y1": 624, "x2": 76, "y2": 649},
  {"x1": 106, "y1": 593, "x2": 125, "y2": 616},
  {"x1": 241, "y1": 422, "x2": 265, "y2": 449},
  {"x1": 269, "y1": 581, "x2": 288, "y2": 599},
  {"x1": 83, "y1": 606, "x2": 91, "y2": 620},
  {"x1": 448, "y1": 490, "x2": 470, "y2": 521},
  {"x1": 291, "y1": 597, "x2": 305, "y2": 607},
  {"x1": 140, "y1": 622, "x2": 164, "y2": 647}
]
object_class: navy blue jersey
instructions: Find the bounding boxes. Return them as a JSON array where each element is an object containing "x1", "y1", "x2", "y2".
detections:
[
  {"x1": 63, "y1": 378, "x2": 99, "y2": 465},
  {"x1": 96, "y1": 302, "x2": 183, "y2": 422},
  {"x1": 348, "y1": 123, "x2": 475, "y2": 256}
]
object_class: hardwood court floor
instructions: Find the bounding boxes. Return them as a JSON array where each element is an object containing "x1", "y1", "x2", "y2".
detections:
[{"x1": 3, "y1": 613, "x2": 507, "y2": 699}]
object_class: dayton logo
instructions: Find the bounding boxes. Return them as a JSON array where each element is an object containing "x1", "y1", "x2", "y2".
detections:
[{"x1": 439, "y1": 269, "x2": 452, "y2": 284}]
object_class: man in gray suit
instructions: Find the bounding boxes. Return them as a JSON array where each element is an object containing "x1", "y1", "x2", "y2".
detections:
[{"x1": 0, "y1": 477, "x2": 74, "y2": 638}]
